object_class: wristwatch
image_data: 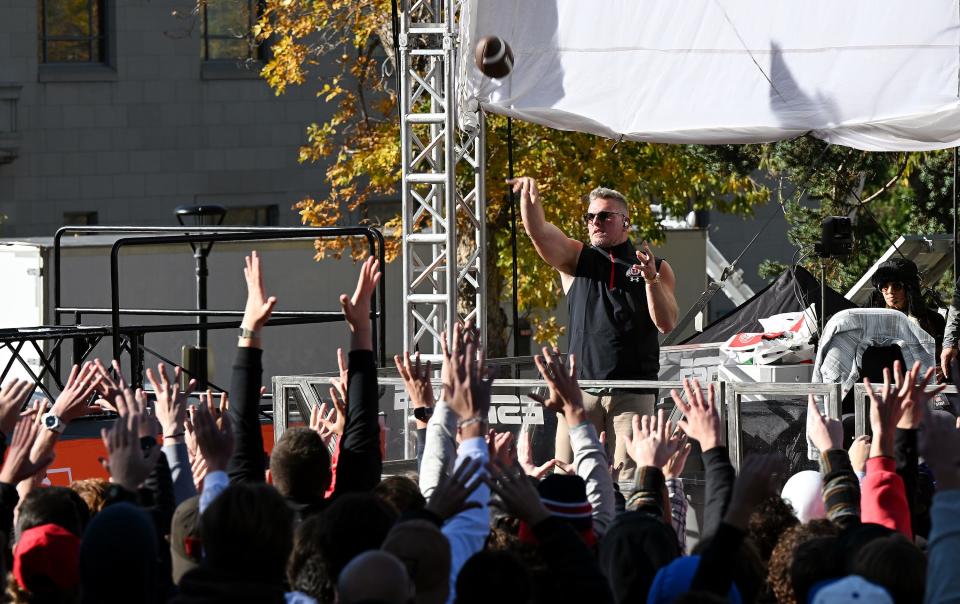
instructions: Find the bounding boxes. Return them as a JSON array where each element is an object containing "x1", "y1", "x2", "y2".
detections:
[
  {"x1": 644, "y1": 272, "x2": 661, "y2": 286},
  {"x1": 238, "y1": 327, "x2": 258, "y2": 339},
  {"x1": 41, "y1": 412, "x2": 65, "y2": 434}
]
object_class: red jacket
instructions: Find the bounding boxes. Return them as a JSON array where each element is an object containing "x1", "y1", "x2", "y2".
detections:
[{"x1": 861, "y1": 456, "x2": 912, "y2": 537}]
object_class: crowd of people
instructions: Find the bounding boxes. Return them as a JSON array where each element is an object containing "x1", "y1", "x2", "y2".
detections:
[{"x1": 0, "y1": 249, "x2": 957, "y2": 604}]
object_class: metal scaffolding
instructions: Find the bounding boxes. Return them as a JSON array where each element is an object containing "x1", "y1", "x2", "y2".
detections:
[{"x1": 399, "y1": 0, "x2": 485, "y2": 360}]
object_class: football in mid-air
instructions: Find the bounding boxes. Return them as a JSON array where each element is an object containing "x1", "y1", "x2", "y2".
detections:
[{"x1": 474, "y1": 36, "x2": 514, "y2": 78}]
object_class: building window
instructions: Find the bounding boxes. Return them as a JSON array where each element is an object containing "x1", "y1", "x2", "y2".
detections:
[
  {"x1": 63, "y1": 211, "x2": 98, "y2": 225},
  {"x1": 201, "y1": 0, "x2": 263, "y2": 62},
  {"x1": 38, "y1": 0, "x2": 106, "y2": 63},
  {"x1": 222, "y1": 205, "x2": 278, "y2": 226}
]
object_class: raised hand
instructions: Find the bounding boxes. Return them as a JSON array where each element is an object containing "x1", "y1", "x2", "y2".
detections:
[
  {"x1": 439, "y1": 323, "x2": 467, "y2": 402},
  {"x1": 241, "y1": 250, "x2": 277, "y2": 334},
  {"x1": 0, "y1": 379, "x2": 35, "y2": 437},
  {"x1": 518, "y1": 427, "x2": 559, "y2": 479},
  {"x1": 663, "y1": 433, "x2": 692, "y2": 480},
  {"x1": 487, "y1": 429, "x2": 515, "y2": 467},
  {"x1": 849, "y1": 435, "x2": 871, "y2": 474},
  {"x1": 424, "y1": 457, "x2": 484, "y2": 521},
  {"x1": 507, "y1": 176, "x2": 541, "y2": 207},
  {"x1": 484, "y1": 461, "x2": 550, "y2": 525},
  {"x1": 341, "y1": 256, "x2": 382, "y2": 350},
  {"x1": 101, "y1": 414, "x2": 161, "y2": 491},
  {"x1": 892, "y1": 360, "x2": 944, "y2": 429},
  {"x1": 635, "y1": 242, "x2": 657, "y2": 281},
  {"x1": 624, "y1": 409, "x2": 681, "y2": 469},
  {"x1": 186, "y1": 394, "x2": 234, "y2": 473},
  {"x1": 51, "y1": 362, "x2": 102, "y2": 423},
  {"x1": 671, "y1": 378, "x2": 721, "y2": 452},
  {"x1": 329, "y1": 348, "x2": 349, "y2": 405},
  {"x1": 807, "y1": 394, "x2": 843, "y2": 453},
  {"x1": 865, "y1": 367, "x2": 913, "y2": 458},
  {"x1": 444, "y1": 322, "x2": 492, "y2": 431},
  {"x1": 395, "y1": 351, "x2": 434, "y2": 427},
  {"x1": 0, "y1": 416, "x2": 53, "y2": 485},
  {"x1": 309, "y1": 393, "x2": 345, "y2": 446},
  {"x1": 146, "y1": 363, "x2": 196, "y2": 442},
  {"x1": 530, "y1": 348, "x2": 584, "y2": 426}
]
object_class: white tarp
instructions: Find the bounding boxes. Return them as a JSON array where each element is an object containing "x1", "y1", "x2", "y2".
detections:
[{"x1": 459, "y1": 0, "x2": 960, "y2": 151}]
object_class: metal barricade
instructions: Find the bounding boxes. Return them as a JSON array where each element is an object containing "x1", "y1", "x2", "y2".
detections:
[
  {"x1": 850, "y1": 383, "x2": 959, "y2": 436},
  {"x1": 724, "y1": 382, "x2": 841, "y2": 471},
  {"x1": 273, "y1": 364, "x2": 858, "y2": 474}
]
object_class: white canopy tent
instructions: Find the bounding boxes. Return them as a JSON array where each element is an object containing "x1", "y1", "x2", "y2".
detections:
[{"x1": 459, "y1": 0, "x2": 960, "y2": 151}]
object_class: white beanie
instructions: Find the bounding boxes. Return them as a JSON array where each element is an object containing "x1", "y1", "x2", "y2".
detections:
[{"x1": 780, "y1": 470, "x2": 825, "y2": 523}]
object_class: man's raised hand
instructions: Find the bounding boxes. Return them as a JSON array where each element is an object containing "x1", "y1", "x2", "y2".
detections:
[
  {"x1": 671, "y1": 378, "x2": 721, "y2": 452},
  {"x1": 484, "y1": 461, "x2": 550, "y2": 525},
  {"x1": 624, "y1": 409, "x2": 681, "y2": 469},
  {"x1": 341, "y1": 256, "x2": 381, "y2": 351},
  {"x1": 0, "y1": 416, "x2": 53, "y2": 485},
  {"x1": 100, "y1": 414, "x2": 161, "y2": 491},
  {"x1": 51, "y1": 362, "x2": 102, "y2": 423},
  {"x1": 865, "y1": 367, "x2": 912, "y2": 458},
  {"x1": 530, "y1": 348, "x2": 585, "y2": 426},
  {"x1": 892, "y1": 360, "x2": 944, "y2": 429},
  {"x1": 507, "y1": 176, "x2": 541, "y2": 207},
  {"x1": 807, "y1": 394, "x2": 843, "y2": 453},
  {"x1": 186, "y1": 392, "x2": 234, "y2": 473},
  {"x1": 395, "y1": 351, "x2": 434, "y2": 427},
  {"x1": 241, "y1": 250, "x2": 277, "y2": 335},
  {"x1": 146, "y1": 363, "x2": 196, "y2": 442},
  {"x1": 0, "y1": 379, "x2": 34, "y2": 437}
]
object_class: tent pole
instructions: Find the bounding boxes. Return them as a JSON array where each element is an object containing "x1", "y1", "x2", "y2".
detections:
[{"x1": 508, "y1": 117, "x2": 520, "y2": 373}]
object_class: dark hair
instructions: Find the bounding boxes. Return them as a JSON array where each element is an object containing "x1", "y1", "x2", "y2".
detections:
[
  {"x1": 373, "y1": 476, "x2": 426, "y2": 515},
  {"x1": 200, "y1": 483, "x2": 293, "y2": 584},
  {"x1": 789, "y1": 536, "x2": 843, "y2": 604},
  {"x1": 297, "y1": 493, "x2": 397, "y2": 587},
  {"x1": 16, "y1": 488, "x2": 89, "y2": 542},
  {"x1": 767, "y1": 519, "x2": 838, "y2": 604},
  {"x1": 269, "y1": 427, "x2": 330, "y2": 502},
  {"x1": 747, "y1": 495, "x2": 799, "y2": 560},
  {"x1": 456, "y1": 551, "x2": 531, "y2": 604},
  {"x1": 287, "y1": 515, "x2": 334, "y2": 603},
  {"x1": 671, "y1": 592, "x2": 728, "y2": 604},
  {"x1": 851, "y1": 534, "x2": 926, "y2": 604}
]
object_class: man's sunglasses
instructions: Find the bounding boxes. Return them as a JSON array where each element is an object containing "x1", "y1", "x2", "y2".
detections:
[{"x1": 582, "y1": 211, "x2": 627, "y2": 224}]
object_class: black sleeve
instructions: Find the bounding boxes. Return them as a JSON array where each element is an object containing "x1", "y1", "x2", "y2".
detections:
[
  {"x1": 332, "y1": 349, "x2": 382, "y2": 496},
  {"x1": 226, "y1": 347, "x2": 266, "y2": 485},
  {"x1": 0, "y1": 482, "x2": 18, "y2": 542},
  {"x1": 532, "y1": 516, "x2": 614, "y2": 604},
  {"x1": 141, "y1": 442, "x2": 176, "y2": 538},
  {"x1": 138, "y1": 448, "x2": 175, "y2": 597},
  {"x1": 690, "y1": 521, "x2": 746, "y2": 598},
  {"x1": 895, "y1": 428, "x2": 922, "y2": 533},
  {"x1": 701, "y1": 447, "x2": 736, "y2": 539}
]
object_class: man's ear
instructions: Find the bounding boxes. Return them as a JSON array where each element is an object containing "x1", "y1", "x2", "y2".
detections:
[{"x1": 265, "y1": 468, "x2": 272, "y2": 484}]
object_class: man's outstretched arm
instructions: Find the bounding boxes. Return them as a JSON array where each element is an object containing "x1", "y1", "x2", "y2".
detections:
[{"x1": 510, "y1": 176, "x2": 582, "y2": 275}]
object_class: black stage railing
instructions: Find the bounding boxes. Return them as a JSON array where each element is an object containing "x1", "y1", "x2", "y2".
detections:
[{"x1": 0, "y1": 225, "x2": 385, "y2": 399}]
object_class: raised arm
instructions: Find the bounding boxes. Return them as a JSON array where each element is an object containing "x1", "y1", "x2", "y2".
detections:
[
  {"x1": 228, "y1": 250, "x2": 277, "y2": 484},
  {"x1": 332, "y1": 256, "x2": 383, "y2": 496},
  {"x1": 531, "y1": 348, "x2": 615, "y2": 537},
  {"x1": 510, "y1": 176, "x2": 582, "y2": 275}
]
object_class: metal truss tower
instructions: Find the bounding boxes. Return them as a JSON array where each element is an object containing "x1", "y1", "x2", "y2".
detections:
[{"x1": 398, "y1": 0, "x2": 485, "y2": 359}]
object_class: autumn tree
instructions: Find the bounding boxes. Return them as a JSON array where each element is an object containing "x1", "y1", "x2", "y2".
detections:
[{"x1": 256, "y1": 0, "x2": 774, "y2": 352}]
